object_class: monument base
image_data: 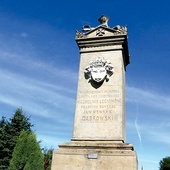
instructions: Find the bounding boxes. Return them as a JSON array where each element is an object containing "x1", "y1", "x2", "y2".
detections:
[{"x1": 51, "y1": 141, "x2": 138, "y2": 170}]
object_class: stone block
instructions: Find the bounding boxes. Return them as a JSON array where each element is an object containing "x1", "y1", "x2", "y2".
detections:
[{"x1": 51, "y1": 141, "x2": 138, "y2": 170}]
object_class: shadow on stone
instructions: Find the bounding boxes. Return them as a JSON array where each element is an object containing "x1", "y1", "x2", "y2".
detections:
[{"x1": 89, "y1": 79, "x2": 104, "y2": 89}]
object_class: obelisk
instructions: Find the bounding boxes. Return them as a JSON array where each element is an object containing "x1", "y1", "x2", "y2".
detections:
[{"x1": 51, "y1": 15, "x2": 138, "y2": 170}]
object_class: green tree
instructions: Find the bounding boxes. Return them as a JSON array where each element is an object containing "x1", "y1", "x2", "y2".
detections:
[
  {"x1": 159, "y1": 156, "x2": 170, "y2": 170},
  {"x1": 0, "y1": 116, "x2": 10, "y2": 170},
  {"x1": 0, "y1": 108, "x2": 33, "y2": 169},
  {"x1": 9, "y1": 130, "x2": 44, "y2": 170},
  {"x1": 43, "y1": 148, "x2": 53, "y2": 170}
]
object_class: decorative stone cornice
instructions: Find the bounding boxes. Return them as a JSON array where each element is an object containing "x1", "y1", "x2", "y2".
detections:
[
  {"x1": 75, "y1": 15, "x2": 127, "y2": 40},
  {"x1": 75, "y1": 15, "x2": 130, "y2": 67}
]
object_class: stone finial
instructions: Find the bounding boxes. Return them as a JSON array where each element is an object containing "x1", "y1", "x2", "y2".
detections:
[
  {"x1": 98, "y1": 15, "x2": 109, "y2": 27},
  {"x1": 75, "y1": 15, "x2": 128, "y2": 39}
]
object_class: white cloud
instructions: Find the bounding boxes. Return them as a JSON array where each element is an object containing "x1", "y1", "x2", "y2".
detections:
[
  {"x1": 0, "y1": 25, "x2": 77, "y2": 126},
  {"x1": 127, "y1": 118, "x2": 170, "y2": 146},
  {"x1": 0, "y1": 68, "x2": 76, "y2": 120},
  {"x1": 126, "y1": 85, "x2": 170, "y2": 145},
  {"x1": 20, "y1": 32, "x2": 28, "y2": 38},
  {"x1": 127, "y1": 86, "x2": 170, "y2": 112}
]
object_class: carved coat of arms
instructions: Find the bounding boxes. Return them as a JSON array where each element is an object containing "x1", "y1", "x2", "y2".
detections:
[{"x1": 85, "y1": 57, "x2": 114, "y2": 83}]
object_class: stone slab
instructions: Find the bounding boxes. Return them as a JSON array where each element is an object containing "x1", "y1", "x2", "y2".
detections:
[{"x1": 51, "y1": 141, "x2": 138, "y2": 170}]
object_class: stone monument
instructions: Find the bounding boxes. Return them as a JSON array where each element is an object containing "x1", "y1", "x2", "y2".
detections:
[{"x1": 51, "y1": 15, "x2": 138, "y2": 170}]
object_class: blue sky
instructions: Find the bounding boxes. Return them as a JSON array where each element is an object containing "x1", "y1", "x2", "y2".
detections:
[{"x1": 0, "y1": 0, "x2": 170, "y2": 169}]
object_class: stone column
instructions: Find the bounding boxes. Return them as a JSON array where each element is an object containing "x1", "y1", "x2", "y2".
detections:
[
  {"x1": 72, "y1": 22, "x2": 129, "y2": 142},
  {"x1": 51, "y1": 15, "x2": 138, "y2": 170}
]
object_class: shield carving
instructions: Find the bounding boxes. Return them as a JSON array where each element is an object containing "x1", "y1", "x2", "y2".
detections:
[
  {"x1": 85, "y1": 57, "x2": 114, "y2": 83},
  {"x1": 91, "y1": 66, "x2": 106, "y2": 83}
]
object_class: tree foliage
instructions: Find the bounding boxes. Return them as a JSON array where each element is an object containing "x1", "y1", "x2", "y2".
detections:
[
  {"x1": 0, "y1": 108, "x2": 53, "y2": 170},
  {"x1": 0, "y1": 108, "x2": 33, "y2": 169},
  {"x1": 0, "y1": 116, "x2": 10, "y2": 170},
  {"x1": 9, "y1": 130, "x2": 44, "y2": 170},
  {"x1": 159, "y1": 156, "x2": 170, "y2": 170},
  {"x1": 43, "y1": 148, "x2": 53, "y2": 170}
]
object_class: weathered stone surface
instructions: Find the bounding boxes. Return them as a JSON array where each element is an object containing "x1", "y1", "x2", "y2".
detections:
[
  {"x1": 51, "y1": 141, "x2": 137, "y2": 170},
  {"x1": 51, "y1": 15, "x2": 138, "y2": 170},
  {"x1": 72, "y1": 49, "x2": 126, "y2": 141}
]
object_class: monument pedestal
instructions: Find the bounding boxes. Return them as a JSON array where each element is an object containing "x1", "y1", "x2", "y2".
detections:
[{"x1": 51, "y1": 141, "x2": 137, "y2": 170}]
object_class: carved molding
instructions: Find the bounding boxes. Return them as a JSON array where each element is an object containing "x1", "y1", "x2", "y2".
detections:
[{"x1": 75, "y1": 15, "x2": 127, "y2": 39}]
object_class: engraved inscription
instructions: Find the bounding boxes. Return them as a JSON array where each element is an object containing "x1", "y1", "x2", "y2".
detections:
[
  {"x1": 77, "y1": 89, "x2": 121, "y2": 123},
  {"x1": 82, "y1": 115, "x2": 114, "y2": 122}
]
